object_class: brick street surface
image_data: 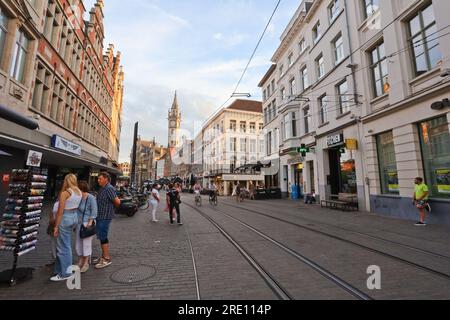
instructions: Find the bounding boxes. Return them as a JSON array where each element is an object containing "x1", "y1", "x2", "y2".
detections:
[{"x1": 0, "y1": 195, "x2": 449, "y2": 300}]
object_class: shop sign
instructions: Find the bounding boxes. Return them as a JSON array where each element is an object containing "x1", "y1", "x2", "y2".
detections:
[
  {"x1": 327, "y1": 133, "x2": 344, "y2": 147},
  {"x1": 346, "y1": 139, "x2": 358, "y2": 150},
  {"x1": 26, "y1": 150, "x2": 43, "y2": 167},
  {"x1": 90, "y1": 172, "x2": 99, "y2": 177},
  {"x1": 51, "y1": 135, "x2": 82, "y2": 156},
  {"x1": 2, "y1": 174, "x2": 10, "y2": 183},
  {"x1": 431, "y1": 98, "x2": 450, "y2": 110},
  {"x1": 287, "y1": 155, "x2": 304, "y2": 165}
]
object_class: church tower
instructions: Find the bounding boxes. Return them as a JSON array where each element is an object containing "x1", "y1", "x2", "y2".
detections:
[{"x1": 168, "y1": 91, "x2": 181, "y2": 148}]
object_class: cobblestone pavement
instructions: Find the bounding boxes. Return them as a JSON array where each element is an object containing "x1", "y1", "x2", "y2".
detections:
[{"x1": 0, "y1": 196, "x2": 449, "y2": 300}]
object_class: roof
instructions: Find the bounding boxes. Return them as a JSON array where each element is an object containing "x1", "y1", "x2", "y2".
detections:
[
  {"x1": 258, "y1": 64, "x2": 277, "y2": 88},
  {"x1": 226, "y1": 99, "x2": 262, "y2": 113}
]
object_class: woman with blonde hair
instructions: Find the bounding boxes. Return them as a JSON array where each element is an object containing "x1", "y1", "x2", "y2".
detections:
[{"x1": 50, "y1": 174, "x2": 82, "y2": 282}]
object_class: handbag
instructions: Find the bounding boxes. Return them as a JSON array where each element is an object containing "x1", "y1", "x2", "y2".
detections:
[{"x1": 79, "y1": 197, "x2": 97, "y2": 239}]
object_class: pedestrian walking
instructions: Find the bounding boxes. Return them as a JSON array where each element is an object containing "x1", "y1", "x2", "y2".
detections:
[
  {"x1": 413, "y1": 177, "x2": 431, "y2": 226},
  {"x1": 167, "y1": 184, "x2": 182, "y2": 225},
  {"x1": 46, "y1": 196, "x2": 60, "y2": 267},
  {"x1": 150, "y1": 184, "x2": 160, "y2": 222},
  {"x1": 76, "y1": 181, "x2": 98, "y2": 273},
  {"x1": 93, "y1": 172, "x2": 121, "y2": 269},
  {"x1": 50, "y1": 174, "x2": 82, "y2": 282},
  {"x1": 249, "y1": 182, "x2": 255, "y2": 200},
  {"x1": 235, "y1": 183, "x2": 241, "y2": 203}
]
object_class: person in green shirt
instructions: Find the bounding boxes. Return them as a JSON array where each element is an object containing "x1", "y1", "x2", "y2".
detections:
[{"x1": 413, "y1": 177, "x2": 430, "y2": 226}]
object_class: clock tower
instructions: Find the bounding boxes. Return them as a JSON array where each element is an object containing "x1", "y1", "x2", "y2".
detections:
[{"x1": 168, "y1": 91, "x2": 181, "y2": 148}]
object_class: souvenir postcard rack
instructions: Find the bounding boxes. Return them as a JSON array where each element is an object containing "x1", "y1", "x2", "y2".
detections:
[{"x1": 0, "y1": 168, "x2": 48, "y2": 286}]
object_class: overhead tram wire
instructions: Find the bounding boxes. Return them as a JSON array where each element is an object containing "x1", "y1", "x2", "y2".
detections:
[{"x1": 202, "y1": 0, "x2": 283, "y2": 127}]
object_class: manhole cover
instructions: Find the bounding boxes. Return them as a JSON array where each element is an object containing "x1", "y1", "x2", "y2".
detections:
[{"x1": 110, "y1": 265, "x2": 156, "y2": 284}]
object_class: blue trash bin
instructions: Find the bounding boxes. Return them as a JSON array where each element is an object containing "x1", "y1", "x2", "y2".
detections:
[{"x1": 291, "y1": 185, "x2": 299, "y2": 200}]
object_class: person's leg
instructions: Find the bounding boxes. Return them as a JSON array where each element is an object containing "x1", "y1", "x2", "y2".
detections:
[
  {"x1": 151, "y1": 201, "x2": 158, "y2": 221},
  {"x1": 169, "y1": 205, "x2": 174, "y2": 224},
  {"x1": 75, "y1": 224, "x2": 83, "y2": 267},
  {"x1": 176, "y1": 203, "x2": 181, "y2": 224},
  {"x1": 420, "y1": 208, "x2": 426, "y2": 223},
  {"x1": 55, "y1": 214, "x2": 76, "y2": 278}
]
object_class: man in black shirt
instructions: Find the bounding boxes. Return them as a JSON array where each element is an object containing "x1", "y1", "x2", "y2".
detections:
[{"x1": 166, "y1": 184, "x2": 182, "y2": 225}]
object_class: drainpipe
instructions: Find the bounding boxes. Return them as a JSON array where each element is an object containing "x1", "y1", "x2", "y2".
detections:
[{"x1": 343, "y1": 0, "x2": 370, "y2": 212}]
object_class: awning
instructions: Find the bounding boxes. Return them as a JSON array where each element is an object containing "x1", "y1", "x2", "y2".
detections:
[
  {"x1": 0, "y1": 134, "x2": 121, "y2": 174},
  {"x1": 0, "y1": 149, "x2": 12, "y2": 156},
  {"x1": 261, "y1": 160, "x2": 280, "y2": 176},
  {"x1": 0, "y1": 104, "x2": 39, "y2": 130}
]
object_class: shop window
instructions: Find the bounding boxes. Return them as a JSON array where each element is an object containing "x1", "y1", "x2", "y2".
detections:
[
  {"x1": 376, "y1": 131, "x2": 399, "y2": 194},
  {"x1": 418, "y1": 116, "x2": 450, "y2": 198}
]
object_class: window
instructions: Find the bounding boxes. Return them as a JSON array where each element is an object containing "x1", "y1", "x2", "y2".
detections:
[
  {"x1": 240, "y1": 121, "x2": 246, "y2": 133},
  {"x1": 10, "y1": 30, "x2": 30, "y2": 83},
  {"x1": 337, "y1": 80, "x2": 350, "y2": 114},
  {"x1": 288, "y1": 52, "x2": 294, "y2": 67},
  {"x1": 301, "y1": 67, "x2": 309, "y2": 91},
  {"x1": 329, "y1": 0, "x2": 340, "y2": 22},
  {"x1": 280, "y1": 87, "x2": 286, "y2": 101},
  {"x1": 304, "y1": 107, "x2": 311, "y2": 134},
  {"x1": 272, "y1": 100, "x2": 277, "y2": 119},
  {"x1": 267, "y1": 85, "x2": 271, "y2": 97},
  {"x1": 316, "y1": 54, "x2": 325, "y2": 79},
  {"x1": 299, "y1": 38, "x2": 306, "y2": 54},
  {"x1": 250, "y1": 122, "x2": 256, "y2": 133},
  {"x1": 291, "y1": 112, "x2": 297, "y2": 137},
  {"x1": 319, "y1": 95, "x2": 328, "y2": 124},
  {"x1": 284, "y1": 114, "x2": 291, "y2": 140},
  {"x1": 333, "y1": 34, "x2": 344, "y2": 64},
  {"x1": 259, "y1": 139, "x2": 265, "y2": 154},
  {"x1": 250, "y1": 139, "x2": 256, "y2": 153},
  {"x1": 230, "y1": 137, "x2": 237, "y2": 152},
  {"x1": 271, "y1": 79, "x2": 276, "y2": 93},
  {"x1": 264, "y1": 108, "x2": 268, "y2": 124},
  {"x1": 259, "y1": 123, "x2": 263, "y2": 131},
  {"x1": 376, "y1": 131, "x2": 399, "y2": 194},
  {"x1": 312, "y1": 21, "x2": 321, "y2": 43},
  {"x1": 369, "y1": 42, "x2": 389, "y2": 98},
  {"x1": 267, "y1": 132, "x2": 272, "y2": 155},
  {"x1": 289, "y1": 78, "x2": 296, "y2": 97},
  {"x1": 418, "y1": 116, "x2": 450, "y2": 199},
  {"x1": 263, "y1": 89, "x2": 267, "y2": 101},
  {"x1": 230, "y1": 120, "x2": 237, "y2": 132},
  {"x1": 279, "y1": 64, "x2": 284, "y2": 76},
  {"x1": 0, "y1": 8, "x2": 8, "y2": 68},
  {"x1": 408, "y1": 3, "x2": 441, "y2": 77},
  {"x1": 363, "y1": 0, "x2": 379, "y2": 19},
  {"x1": 240, "y1": 138, "x2": 247, "y2": 153},
  {"x1": 32, "y1": 63, "x2": 52, "y2": 113}
]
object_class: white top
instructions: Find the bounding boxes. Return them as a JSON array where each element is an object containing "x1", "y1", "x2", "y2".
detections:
[
  {"x1": 151, "y1": 188, "x2": 160, "y2": 201},
  {"x1": 65, "y1": 188, "x2": 82, "y2": 210}
]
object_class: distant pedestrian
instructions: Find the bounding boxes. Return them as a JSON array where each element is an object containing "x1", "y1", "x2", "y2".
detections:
[
  {"x1": 76, "y1": 181, "x2": 98, "y2": 273},
  {"x1": 93, "y1": 172, "x2": 121, "y2": 269},
  {"x1": 149, "y1": 184, "x2": 161, "y2": 222},
  {"x1": 413, "y1": 177, "x2": 431, "y2": 226},
  {"x1": 46, "y1": 194, "x2": 60, "y2": 267},
  {"x1": 167, "y1": 184, "x2": 182, "y2": 225},
  {"x1": 50, "y1": 174, "x2": 82, "y2": 282},
  {"x1": 234, "y1": 183, "x2": 241, "y2": 203},
  {"x1": 249, "y1": 182, "x2": 255, "y2": 200}
]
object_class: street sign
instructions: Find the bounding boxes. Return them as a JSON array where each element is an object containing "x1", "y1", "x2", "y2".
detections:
[{"x1": 346, "y1": 139, "x2": 358, "y2": 150}]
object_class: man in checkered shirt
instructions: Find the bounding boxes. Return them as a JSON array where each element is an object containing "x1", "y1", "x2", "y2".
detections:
[{"x1": 93, "y1": 172, "x2": 120, "y2": 269}]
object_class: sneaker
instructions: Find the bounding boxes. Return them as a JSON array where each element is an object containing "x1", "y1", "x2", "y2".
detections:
[
  {"x1": 151, "y1": 219, "x2": 159, "y2": 223},
  {"x1": 92, "y1": 257, "x2": 101, "y2": 264},
  {"x1": 95, "y1": 258, "x2": 112, "y2": 269},
  {"x1": 178, "y1": 222, "x2": 183, "y2": 225},
  {"x1": 414, "y1": 222, "x2": 427, "y2": 226},
  {"x1": 50, "y1": 274, "x2": 73, "y2": 282},
  {"x1": 80, "y1": 264, "x2": 89, "y2": 273}
]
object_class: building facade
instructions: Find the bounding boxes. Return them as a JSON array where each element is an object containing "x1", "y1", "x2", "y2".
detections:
[
  {"x1": 202, "y1": 99, "x2": 265, "y2": 195},
  {"x1": 119, "y1": 162, "x2": 130, "y2": 177},
  {"x1": 261, "y1": 0, "x2": 450, "y2": 225},
  {"x1": 0, "y1": 0, "x2": 124, "y2": 201}
]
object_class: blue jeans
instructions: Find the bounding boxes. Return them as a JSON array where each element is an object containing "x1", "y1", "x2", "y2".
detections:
[{"x1": 55, "y1": 211, "x2": 78, "y2": 278}]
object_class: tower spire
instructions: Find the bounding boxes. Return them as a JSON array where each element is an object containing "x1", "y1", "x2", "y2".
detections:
[{"x1": 172, "y1": 90, "x2": 179, "y2": 111}]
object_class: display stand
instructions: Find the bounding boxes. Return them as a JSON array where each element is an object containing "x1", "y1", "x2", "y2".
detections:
[{"x1": 0, "y1": 168, "x2": 47, "y2": 287}]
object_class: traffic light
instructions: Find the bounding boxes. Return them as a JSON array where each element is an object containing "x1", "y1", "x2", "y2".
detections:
[{"x1": 298, "y1": 144, "x2": 309, "y2": 157}]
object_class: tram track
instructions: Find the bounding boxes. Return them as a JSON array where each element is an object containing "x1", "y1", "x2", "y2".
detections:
[
  {"x1": 221, "y1": 201, "x2": 450, "y2": 281},
  {"x1": 185, "y1": 202, "x2": 373, "y2": 300}
]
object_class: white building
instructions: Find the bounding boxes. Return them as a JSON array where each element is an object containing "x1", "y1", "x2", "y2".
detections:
[{"x1": 202, "y1": 99, "x2": 265, "y2": 195}]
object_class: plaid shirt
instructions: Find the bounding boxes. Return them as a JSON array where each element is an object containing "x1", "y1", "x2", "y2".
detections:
[{"x1": 97, "y1": 183, "x2": 117, "y2": 220}]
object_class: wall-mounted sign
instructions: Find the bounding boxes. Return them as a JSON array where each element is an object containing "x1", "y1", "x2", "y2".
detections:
[
  {"x1": 327, "y1": 133, "x2": 344, "y2": 147},
  {"x1": 26, "y1": 150, "x2": 43, "y2": 167},
  {"x1": 287, "y1": 155, "x2": 304, "y2": 165},
  {"x1": 346, "y1": 139, "x2": 358, "y2": 150},
  {"x1": 51, "y1": 135, "x2": 82, "y2": 156},
  {"x1": 436, "y1": 169, "x2": 450, "y2": 194},
  {"x1": 431, "y1": 98, "x2": 450, "y2": 110}
]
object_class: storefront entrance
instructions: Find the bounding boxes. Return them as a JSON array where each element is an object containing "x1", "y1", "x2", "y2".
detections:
[{"x1": 328, "y1": 148, "x2": 357, "y2": 196}]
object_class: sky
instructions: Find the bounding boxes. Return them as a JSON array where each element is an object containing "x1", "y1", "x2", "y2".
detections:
[{"x1": 83, "y1": 0, "x2": 300, "y2": 163}]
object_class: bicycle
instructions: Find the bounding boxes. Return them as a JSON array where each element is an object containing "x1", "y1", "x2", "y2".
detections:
[
  {"x1": 195, "y1": 193, "x2": 202, "y2": 207},
  {"x1": 134, "y1": 193, "x2": 149, "y2": 210},
  {"x1": 209, "y1": 192, "x2": 218, "y2": 207}
]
